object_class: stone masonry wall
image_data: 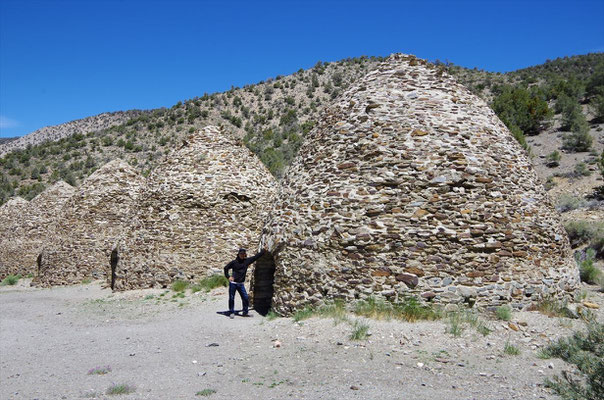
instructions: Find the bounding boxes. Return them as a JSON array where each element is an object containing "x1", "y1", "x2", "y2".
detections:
[
  {"x1": 34, "y1": 160, "x2": 144, "y2": 286},
  {"x1": 0, "y1": 197, "x2": 34, "y2": 279},
  {"x1": 259, "y1": 54, "x2": 580, "y2": 315},
  {"x1": 0, "y1": 182, "x2": 75, "y2": 279},
  {"x1": 114, "y1": 126, "x2": 278, "y2": 290}
]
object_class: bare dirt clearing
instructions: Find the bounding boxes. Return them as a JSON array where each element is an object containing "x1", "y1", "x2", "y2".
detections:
[{"x1": 1, "y1": 281, "x2": 602, "y2": 400}]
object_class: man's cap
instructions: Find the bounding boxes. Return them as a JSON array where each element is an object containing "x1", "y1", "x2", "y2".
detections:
[{"x1": 238, "y1": 248, "x2": 247, "y2": 254}]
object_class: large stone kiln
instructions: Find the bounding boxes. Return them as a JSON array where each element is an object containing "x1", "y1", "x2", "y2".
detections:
[
  {"x1": 255, "y1": 54, "x2": 579, "y2": 315},
  {"x1": 0, "y1": 182, "x2": 75, "y2": 279},
  {"x1": 35, "y1": 160, "x2": 143, "y2": 286},
  {"x1": 0, "y1": 197, "x2": 33, "y2": 279},
  {"x1": 113, "y1": 126, "x2": 278, "y2": 290}
]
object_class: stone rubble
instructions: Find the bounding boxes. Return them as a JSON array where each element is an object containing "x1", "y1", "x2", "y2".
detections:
[
  {"x1": 258, "y1": 53, "x2": 580, "y2": 315},
  {"x1": 113, "y1": 125, "x2": 278, "y2": 289},
  {"x1": 0, "y1": 181, "x2": 75, "y2": 279},
  {"x1": 34, "y1": 160, "x2": 144, "y2": 286}
]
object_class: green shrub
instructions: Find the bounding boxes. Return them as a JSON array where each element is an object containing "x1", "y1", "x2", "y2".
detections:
[
  {"x1": 196, "y1": 389, "x2": 216, "y2": 396},
  {"x1": 530, "y1": 298, "x2": 576, "y2": 319},
  {"x1": 556, "y1": 194, "x2": 587, "y2": 212},
  {"x1": 445, "y1": 310, "x2": 491, "y2": 337},
  {"x1": 545, "y1": 176, "x2": 556, "y2": 190},
  {"x1": 555, "y1": 94, "x2": 577, "y2": 114},
  {"x1": 353, "y1": 296, "x2": 439, "y2": 322},
  {"x1": 260, "y1": 147, "x2": 285, "y2": 177},
  {"x1": 292, "y1": 306, "x2": 314, "y2": 322},
  {"x1": 579, "y1": 259, "x2": 601, "y2": 285},
  {"x1": 171, "y1": 280, "x2": 189, "y2": 292},
  {"x1": 394, "y1": 296, "x2": 441, "y2": 322},
  {"x1": 577, "y1": 249, "x2": 602, "y2": 284},
  {"x1": 88, "y1": 365, "x2": 112, "y2": 375},
  {"x1": 279, "y1": 109, "x2": 298, "y2": 127},
  {"x1": 594, "y1": 151, "x2": 604, "y2": 199},
  {"x1": 574, "y1": 162, "x2": 592, "y2": 177},
  {"x1": 349, "y1": 320, "x2": 370, "y2": 340},
  {"x1": 542, "y1": 322, "x2": 603, "y2": 399},
  {"x1": 18, "y1": 182, "x2": 46, "y2": 200},
  {"x1": 353, "y1": 296, "x2": 395, "y2": 320},
  {"x1": 492, "y1": 86, "x2": 551, "y2": 136},
  {"x1": 504, "y1": 341, "x2": 521, "y2": 356},
  {"x1": 564, "y1": 221, "x2": 604, "y2": 256},
  {"x1": 563, "y1": 130, "x2": 593, "y2": 153},
  {"x1": 546, "y1": 151, "x2": 561, "y2": 167},
  {"x1": 197, "y1": 275, "x2": 228, "y2": 292},
  {"x1": 446, "y1": 312, "x2": 465, "y2": 337},
  {"x1": 301, "y1": 120, "x2": 315, "y2": 134},
  {"x1": 316, "y1": 300, "x2": 348, "y2": 324},
  {"x1": 106, "y1": 383, "x2": 136, "y2": 395},
  {"x1": 509, "y1": 124, "x2": 529, "y2": 151},
  {"x1": 30, "y1": 167, "x2": 40, "y2": 180},
  {"x1": 495, "y1": 305, "x2": 512, "y2": 321},
  {"x1": 266, "y1": 310, "x2": 280, "y2": 321},
  {"x1": 590, "y1": 93, "x2": 604, "y2": 122},
  {"x1": 0, "y1": 274, "x2": 21, "y2": 286},
  {"x1": 561, "y1": 101, "x2": 585, "y2": 129},
  {"x1": 565, "y1": 221, "x2": 600, "y2": 246}
]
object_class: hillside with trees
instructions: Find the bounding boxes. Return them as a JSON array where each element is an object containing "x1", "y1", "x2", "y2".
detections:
[
  {"x1": 1, "y1": 53, "x2": 602, "y2": 213},
  {"x1": 0, "y1": 56, "x2": 386, "y2": 204}
]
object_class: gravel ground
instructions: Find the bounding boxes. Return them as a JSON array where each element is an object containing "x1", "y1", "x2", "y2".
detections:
[{"x1": 1, "y1": 280, "x2": 602, "y2": 400}]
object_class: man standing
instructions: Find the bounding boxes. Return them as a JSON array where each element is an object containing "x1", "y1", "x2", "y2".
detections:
[{"x1": 224, "y1": 247, "x2": 266, "y2": 318}]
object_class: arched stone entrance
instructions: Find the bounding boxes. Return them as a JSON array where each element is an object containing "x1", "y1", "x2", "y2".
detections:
[
  {"x1": 251, "y1": 252, "x2": 275, "y2": 316},
  {"x1": 110, "y1": 249, "x2": 119, "y2": 290}
]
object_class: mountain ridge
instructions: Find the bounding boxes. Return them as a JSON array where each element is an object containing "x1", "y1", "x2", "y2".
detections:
[
  {"x1": 0, "y1": 110, "x2": 145, "y2": 157},
  {"x1": 0, "y1": 53, "x2": 602, "y2": 208}
]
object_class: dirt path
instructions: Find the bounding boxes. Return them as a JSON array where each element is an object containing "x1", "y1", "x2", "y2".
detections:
[{"x1": 1, "y1": 281, "x2": 602, "y2": 400}]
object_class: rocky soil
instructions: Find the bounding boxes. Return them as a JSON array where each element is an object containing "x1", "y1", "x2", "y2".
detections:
[
  {"x1": 529, "y1": 110, "x2": 604, "y2": 200},
  {"x1": 1, "y1": 280, "x2": 602, "y2": 400}
]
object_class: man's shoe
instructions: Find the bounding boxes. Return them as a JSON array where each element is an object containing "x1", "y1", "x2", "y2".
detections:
[
  {"x1": 229, "y1": 313, "x2": 235, "y2": 319},
  {"x1": 241, "y1": 313, "x2": 252, "y2": 317}
]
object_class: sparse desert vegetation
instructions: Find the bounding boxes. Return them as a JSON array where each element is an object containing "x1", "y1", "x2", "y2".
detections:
[
  {"x1": 542, "y1": 322, "x2": 604, "y2": 400},
  {"x1": 87, "y1": 365, "x2": 112, "y2": 375},
  {"x1": 0, "y1": 274, "x2": 21, "y2": 286},
  {"x1": 105, "y1": 383, "x2": 136, "y2": 395}
]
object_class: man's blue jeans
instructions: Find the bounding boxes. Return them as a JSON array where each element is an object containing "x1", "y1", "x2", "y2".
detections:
[{"x1": 229, "y1": 282, "x2": 249, "y2": 314}]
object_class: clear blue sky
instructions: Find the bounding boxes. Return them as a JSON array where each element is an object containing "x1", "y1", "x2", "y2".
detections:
[{"x1": 1, "y1": 0, "x2": 603, "y2": 138}]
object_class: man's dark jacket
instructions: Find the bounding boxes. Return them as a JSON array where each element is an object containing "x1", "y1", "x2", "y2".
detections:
[{"x1": 224, "y1": 250, "x2": 265, "y2": 283}]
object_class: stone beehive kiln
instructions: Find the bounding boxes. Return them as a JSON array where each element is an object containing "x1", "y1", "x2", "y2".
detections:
[
  {"x1": 258, "y1": 54, "x2": 579, "y2": 315},
  {"x1": 0, "y1": 197, "x2": 34, "y2": 279},
  {"x1": 30, "y1": 181, "x2": 76, "y2": 216},
  {"x1": 35, "y1": 160, "x2": 144, "y2": 286},
  {"x1": 0, "y1": 181, "x2": 76, "y2": 280},
  {"x1": 113, "y1": 125, "x2": 278, "y2": 290}
]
